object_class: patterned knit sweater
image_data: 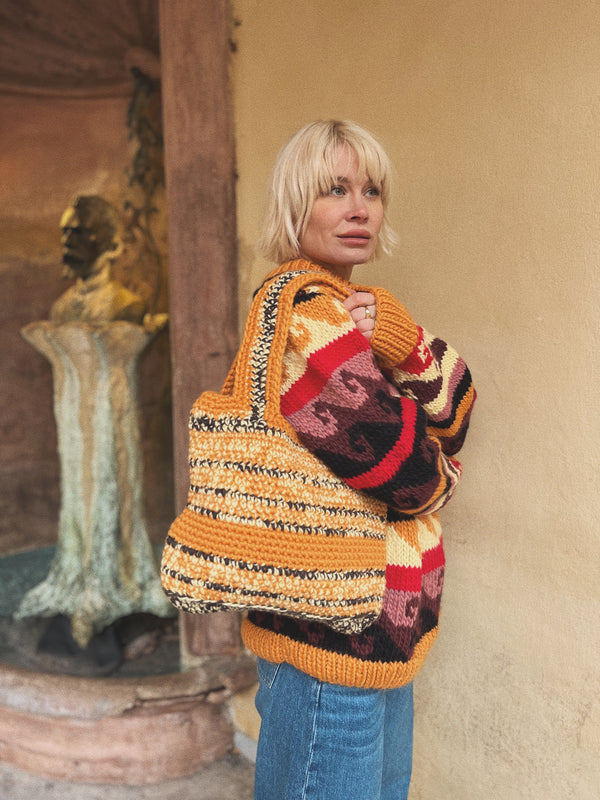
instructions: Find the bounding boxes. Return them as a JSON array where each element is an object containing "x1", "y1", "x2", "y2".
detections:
[{"x1": 241, "y1": 259, "x2": 475, "y2": 689}]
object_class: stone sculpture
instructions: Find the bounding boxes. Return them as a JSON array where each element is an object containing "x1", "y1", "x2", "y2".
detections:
[
  {"x1": 15, "y1": 196, "x2": 173, "y2": 648},
  {"x1": 50, "y1": 195, "x2": 146, "y2": 326}
]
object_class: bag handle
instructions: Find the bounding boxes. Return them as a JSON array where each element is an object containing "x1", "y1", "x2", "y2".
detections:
[{"x1": 232, "y1": 266, "x2": 352, "y2": 427}]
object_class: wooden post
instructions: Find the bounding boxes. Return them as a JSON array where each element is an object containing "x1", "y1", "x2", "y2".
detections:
[{"x1": 159, "y1": 0, "x2": 241, "y2": 663}]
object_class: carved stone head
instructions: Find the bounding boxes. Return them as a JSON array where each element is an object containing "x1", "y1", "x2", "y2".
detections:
[{"x1": 60, "y1": 196, "x2": 120, "y2": 280}]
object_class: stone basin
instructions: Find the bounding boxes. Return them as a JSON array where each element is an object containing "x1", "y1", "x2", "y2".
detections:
[{"x1": 0, "y1": 651, "x2": 256, "y2": 785}]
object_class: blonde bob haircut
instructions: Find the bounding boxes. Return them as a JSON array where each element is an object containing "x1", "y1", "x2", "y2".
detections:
[{"x1": 258, "y1": 120, "x2": 397, "y2": 264}]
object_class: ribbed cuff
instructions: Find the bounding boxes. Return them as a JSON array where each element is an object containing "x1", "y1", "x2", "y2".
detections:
[{"x1": 369, "y1": 288, "x2": 420, "y2": 368}]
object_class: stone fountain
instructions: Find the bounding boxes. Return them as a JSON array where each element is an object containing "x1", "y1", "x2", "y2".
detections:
[{"x1": 0, "y1": 196, "x2": 254, "y2": 784}]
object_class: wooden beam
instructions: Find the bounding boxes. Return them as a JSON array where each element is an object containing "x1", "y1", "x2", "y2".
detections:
[
  {"x1": 160, "y1": 0, "x2": 238, "y2": 513},
  {"x1": 159, "y1": 0, "x2": 240, "y2": 662}
]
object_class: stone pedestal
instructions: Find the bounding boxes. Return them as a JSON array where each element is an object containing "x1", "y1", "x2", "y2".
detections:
[{"x1": 15, "y1": 320, "x2": 173, "y2": 647}]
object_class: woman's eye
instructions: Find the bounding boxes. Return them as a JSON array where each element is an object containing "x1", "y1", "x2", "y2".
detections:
[
  {"x1": 330, "y1": 186, "x2": 345, "y2": 196},
  {"x1": 365, "y1": 186, "x2": 380, "y2": 197}
]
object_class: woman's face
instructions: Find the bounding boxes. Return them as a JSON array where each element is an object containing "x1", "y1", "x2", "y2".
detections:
[{"x1": 298, "y1": 147, "x2": 384, "y2": 279}]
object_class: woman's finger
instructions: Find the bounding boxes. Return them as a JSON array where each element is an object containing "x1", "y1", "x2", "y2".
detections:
[{"x1": 343, "y1": 291, "x2": 375, "y2": 311}]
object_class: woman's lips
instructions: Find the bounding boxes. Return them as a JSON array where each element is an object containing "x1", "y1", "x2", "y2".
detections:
[{"x1": 338, "y1": 231, "x2": 371, "y2": 244}]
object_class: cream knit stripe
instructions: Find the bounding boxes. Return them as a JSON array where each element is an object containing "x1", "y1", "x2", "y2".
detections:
[
  {"x1": 390, "y1": 329, "x2": 468, "y2": 421},
  {"x1": 281, "y1": 293, "x2": 358, "y2": 393}
]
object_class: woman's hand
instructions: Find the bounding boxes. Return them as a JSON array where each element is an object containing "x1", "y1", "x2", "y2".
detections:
[{"x1": 343, "y1": 292, "x2": 376, "y2": 340}]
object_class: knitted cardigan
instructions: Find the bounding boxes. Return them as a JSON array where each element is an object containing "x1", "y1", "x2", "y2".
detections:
[{"x1": 241, "y1": 259, "x2": 475, "y2": 689}]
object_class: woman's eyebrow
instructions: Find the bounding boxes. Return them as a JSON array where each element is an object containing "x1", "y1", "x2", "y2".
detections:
[{"x1": 334, "y1": 175, "x2": 376, "y2": 186}]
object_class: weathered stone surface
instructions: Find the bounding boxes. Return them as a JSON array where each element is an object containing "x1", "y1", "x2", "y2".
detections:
[
  {"x1": 0, "y1": 654, "x2": 256, "y2": 785},
  {"x1": 15, "y1": 320, "x2": 173, "y2": 646},
  {"x1": 0, "y1": 698, "x2": 230, "y2": 785},
  {"x1": 0, "y1": 655, "x2": 256, "y2": 717},
  {"x1": 0, "y1": 752, "x2": 254, "y2": 800}
]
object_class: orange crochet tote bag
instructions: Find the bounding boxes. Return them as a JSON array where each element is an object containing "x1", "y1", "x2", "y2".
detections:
[{"x1": 161, "y1": 270, "x2": 389, "y2": 634}]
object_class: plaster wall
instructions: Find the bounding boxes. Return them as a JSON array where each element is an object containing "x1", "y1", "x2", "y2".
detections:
[{"x1": 230, "y1": 1, "x2": 600, "y2": 797}]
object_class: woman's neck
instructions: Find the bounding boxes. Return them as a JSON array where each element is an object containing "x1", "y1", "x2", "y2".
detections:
[
  {"x1": 297, "y1": 256, "x2": 353, "y2": 282},
  {"x1": 324, "y1": 263, "x2": 354, "y2": 282}
]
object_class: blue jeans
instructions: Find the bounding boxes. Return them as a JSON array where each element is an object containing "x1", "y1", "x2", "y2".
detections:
[{"x1": 254, "y1": 658, "x2": 414, "y2": 800}]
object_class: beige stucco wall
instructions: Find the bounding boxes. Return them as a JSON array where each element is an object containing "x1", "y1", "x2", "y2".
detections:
[{"x1": 230, "y1": 1, "x2": 600, "y2": 797}]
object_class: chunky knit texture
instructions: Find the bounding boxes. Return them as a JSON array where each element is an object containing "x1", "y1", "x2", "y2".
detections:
[
  {"x1": 162, "y1": 268, "x2": 397, "y2": 633},
  {"x1": 242, "y1": 259, "x2": 475, "y2": 689}
]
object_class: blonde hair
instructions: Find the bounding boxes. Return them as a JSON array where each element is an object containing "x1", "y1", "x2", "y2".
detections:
[{"x1": 258, "y1": 120, "x2": 397, "y2": 264}]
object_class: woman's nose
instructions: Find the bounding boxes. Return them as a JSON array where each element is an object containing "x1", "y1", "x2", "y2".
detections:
[{"x1": 347, "y1": 194, "x2": 368, "y2": 220}]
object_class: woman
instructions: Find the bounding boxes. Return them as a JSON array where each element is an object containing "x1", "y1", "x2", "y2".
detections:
[{"x1": 242, "y1": 120, "x2": 476, "y2": 800}]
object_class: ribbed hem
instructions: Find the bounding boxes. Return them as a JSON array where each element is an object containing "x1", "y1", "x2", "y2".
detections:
[
  {"x1": 368, "y1": 288, "x2": 420, "y2": 368},
  {"x1": 241, "y1": 617, "x2": 438, "y2": 690}
]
